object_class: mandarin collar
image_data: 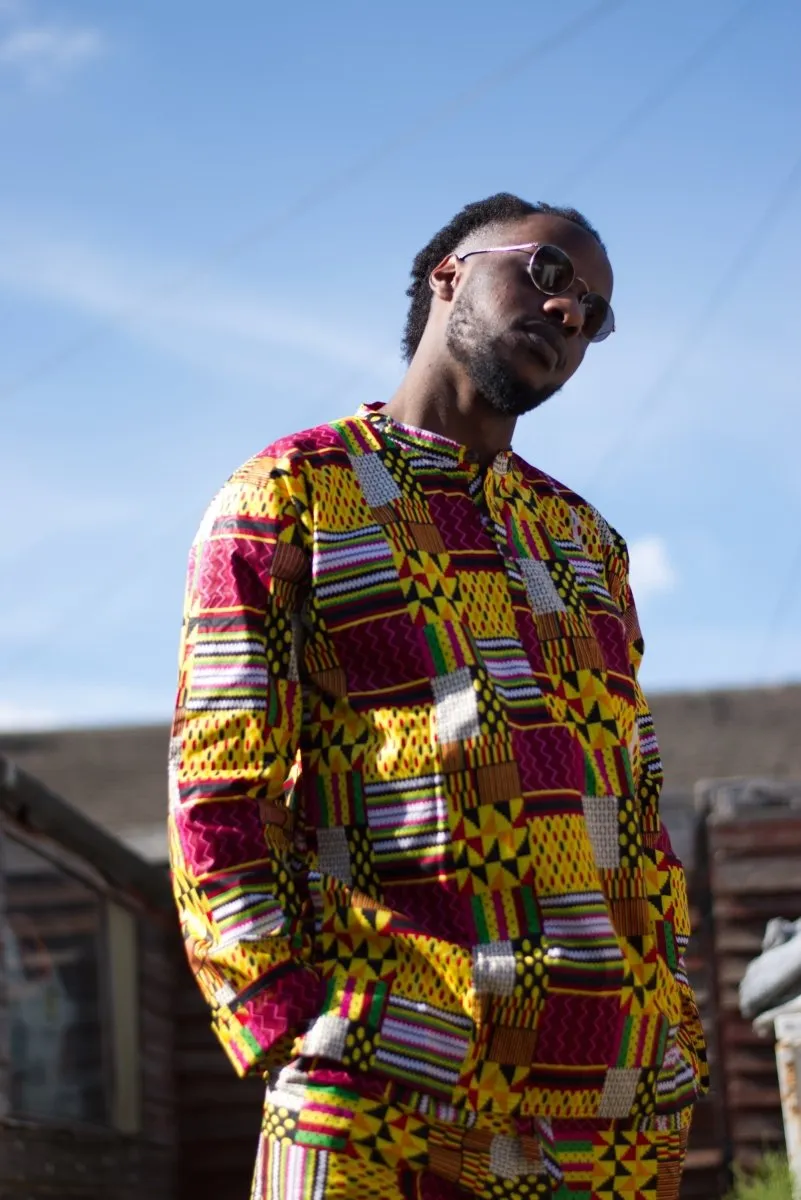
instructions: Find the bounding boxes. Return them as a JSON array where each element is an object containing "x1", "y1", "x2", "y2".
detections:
[{"x1": 357, "y1": 403, "x2": 515, "y2": 477}]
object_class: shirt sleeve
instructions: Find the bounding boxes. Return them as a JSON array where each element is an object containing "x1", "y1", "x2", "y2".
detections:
[
  {"x1": 604, "y1": 524, "x2": 709, "y2": 1097},
  {"x1": 168, "y1": 452, "x2": 323, "y2": 1078}
]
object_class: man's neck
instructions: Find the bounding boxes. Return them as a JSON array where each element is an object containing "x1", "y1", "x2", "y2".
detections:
[{"x1": 380, "y1": 357, "x2": 516, "y2": 468}]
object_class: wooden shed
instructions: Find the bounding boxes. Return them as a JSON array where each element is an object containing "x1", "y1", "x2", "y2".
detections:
[
  {"x1": 0, "y1": 756, "x2": 177, "y2": 1200},
  {"x1": 3, "y1": 690, "x2": 801, "y2": 1198}
]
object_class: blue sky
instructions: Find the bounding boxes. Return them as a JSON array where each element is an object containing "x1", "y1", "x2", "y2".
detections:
[{"x1": 2, "y1": 0, "x2": 800, "y2": 730}]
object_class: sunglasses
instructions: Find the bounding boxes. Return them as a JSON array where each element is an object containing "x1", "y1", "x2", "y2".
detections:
[{"x1": 454, "y1": 241, "x2": 615, "y2": 343}]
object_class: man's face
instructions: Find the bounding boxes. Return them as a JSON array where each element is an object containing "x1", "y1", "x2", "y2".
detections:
[{"x1": 443, "y1": 213, "x2": 614, "y2": 417}]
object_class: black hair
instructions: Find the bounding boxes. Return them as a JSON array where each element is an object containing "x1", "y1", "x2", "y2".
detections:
[{"x1": 401, "y1": 192, "x2": 605, "y2": 362}]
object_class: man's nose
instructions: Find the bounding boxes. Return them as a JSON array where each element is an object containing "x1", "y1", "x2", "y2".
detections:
[{"x1": 541, "y1": 292, "x2": 584, "y2": 338}]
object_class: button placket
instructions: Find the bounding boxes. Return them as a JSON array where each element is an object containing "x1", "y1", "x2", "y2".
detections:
[{"x1": 482, "y1": 469, "x2": 517, "y2": 562}]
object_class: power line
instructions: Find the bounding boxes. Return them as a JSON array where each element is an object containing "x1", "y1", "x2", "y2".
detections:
[
  {"x1": 588, "y1": 142, "x2": 801, "y2": 487},
  {"x1": 1, "y1": 0, "x2": 751, "y2": 418},
  {"x1": 4, "y1": 2, "x2": 773, "y2": 680},
  {"x1": 0, "y1": 365, "x2": 390, "y2": 679},
  {"x1": 0, "y1": 0, "x2": 626, "y2": 409},
  {"x1": 197, "y1": 0, "x2": 627, "y2": 268},
  {"x1": 6, "y1": 1, "x2": 782, "y2": 689},
  {"x1": 552, "y1": 0, "x2": 760, "y2": 194}
]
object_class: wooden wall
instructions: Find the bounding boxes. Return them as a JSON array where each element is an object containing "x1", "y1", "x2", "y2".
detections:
[
  {"x1": 3, "y1": 759, "x2": 800, "y2": 1200},
  {"x1": 0, "y1": 809, "x2": 178, "y2": 1200},
  {"x1": 174, "y1": 971, "x2": 263, "y2": 1200},
  {"x1": 0, "y1": 825, "x2": 9, "y2": 1122},
  {"x1": 169, "y1": 793, "x2": 801, "y2": 1200}
]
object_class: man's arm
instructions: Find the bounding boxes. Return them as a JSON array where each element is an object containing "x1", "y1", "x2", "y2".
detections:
[
  {"x1": 606, "y1": 525, "x2": 709, "y2": 1099},
  {"x1": 168, "y1": 453, "x2": 321, "y2": 1077}
]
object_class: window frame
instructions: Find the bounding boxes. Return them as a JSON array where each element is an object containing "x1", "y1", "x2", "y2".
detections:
[{"x1": 0, "y1": 819, "x2": 142, "y2": 1135}]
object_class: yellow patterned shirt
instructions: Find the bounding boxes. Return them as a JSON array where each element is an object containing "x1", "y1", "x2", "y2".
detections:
[{"x1": 169, "y1": 406, "x2": 707, "y2": 1124}]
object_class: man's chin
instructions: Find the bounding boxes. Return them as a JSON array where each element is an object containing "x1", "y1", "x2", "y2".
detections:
[
  {"x1": 453, "y1": 338, "x2": 565, "y2": 417},
  {"x1": 481, "y1": 377, "x2": 563, "y2": 418}
]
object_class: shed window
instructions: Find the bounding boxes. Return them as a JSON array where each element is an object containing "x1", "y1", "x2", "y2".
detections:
[{"x1": 3, "y1": 836, "x2": 109, "y2": 1124}]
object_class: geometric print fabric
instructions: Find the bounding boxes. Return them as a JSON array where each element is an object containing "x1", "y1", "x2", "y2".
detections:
[
  {"x1": 169, "y1": 404, "x2": 707, "y2": 1195},
  {"x1": 250, "y1": 1080, "x2": 692, "y2": 1198}
]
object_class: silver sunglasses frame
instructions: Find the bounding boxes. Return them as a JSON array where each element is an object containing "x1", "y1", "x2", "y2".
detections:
[{"x1": 454, "y1": 241, "x2": 615, "y2": 342}]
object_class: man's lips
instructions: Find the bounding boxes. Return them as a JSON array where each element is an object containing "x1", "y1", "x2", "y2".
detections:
[{"x1": 517, "y1": 321, "x2": 567, "y2": 371}]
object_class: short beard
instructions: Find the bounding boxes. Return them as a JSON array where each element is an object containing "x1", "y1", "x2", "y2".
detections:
[{"x1": 445, "y1": 290, "x2": 562, "y2": 417}]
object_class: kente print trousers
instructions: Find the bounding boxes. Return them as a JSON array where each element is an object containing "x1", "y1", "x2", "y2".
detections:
[{"x1": 250, "y1": 1079, "x2": 693, "y2": 1200}]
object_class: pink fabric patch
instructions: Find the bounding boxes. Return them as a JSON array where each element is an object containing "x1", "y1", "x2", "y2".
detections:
[
  {"x1": 383, "y1": 880, "x2": 474, "y2": 947},
  {"x1": 591, "y1": 611, "x2": 630, "y2": 676},
  {"x1": 534, "y1": 991, "x2": 618, "y2": 1066},
  {"x1": 512, "y1": 725, "x2": 584, "y2": 796},
  {"x1": 175, "y1": 798, "x2": 267, "y2": 875},
  {"x1": 197, "y1": 536, "x2": 272, "y2": 609},
  {"x1": 243, "y1": 968, "x2": 324, "y2": 1047},
  {"x1": 332, "y1": 612, "x2": 429, "y2": 695},
  {"x1": 425, "y1": 491, "x2": 487, "y2": 552}
]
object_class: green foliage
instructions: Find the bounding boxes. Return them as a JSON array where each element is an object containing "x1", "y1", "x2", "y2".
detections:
[{"x1": 725, "y1": 1153, "x2": 795, "y2": 1200}]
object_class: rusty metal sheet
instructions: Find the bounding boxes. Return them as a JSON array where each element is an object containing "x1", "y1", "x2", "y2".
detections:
[
  {"x1": 706, "y1": 806, "x2": 801, "y2": 1172},
  {"x1": 708, "y1": 817, "x2": 801, "y2": 852},
  {"x1": 774, "y1": 1012, "x2": 801, "y2": 1198},
  {"x1": 713, "y1": 857, "x2": 801, "y2": 895}
]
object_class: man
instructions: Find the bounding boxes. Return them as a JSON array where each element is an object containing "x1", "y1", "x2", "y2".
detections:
[{"x1": 169, "y1": 193, "x2": 708, "y2": 1199}]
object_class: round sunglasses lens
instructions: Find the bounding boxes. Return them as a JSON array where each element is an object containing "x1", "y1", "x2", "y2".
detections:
[
  {"x1": 582, "y1": 295, "x2": 614, "y2": 342},
  {"x1": 530, "y1": 244, "x2": 574, "y2": 295}
]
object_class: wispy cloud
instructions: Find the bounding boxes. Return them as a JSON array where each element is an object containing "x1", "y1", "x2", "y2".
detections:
[
  {"x1": 0, "y1": 230, "x2": 400, "y2": 384},
  {"x1": 0, "y1": 466, "x2": 137, "y2": 567},
  {"x1": 640, "y1": 624, "x2": 801, "y2": 693},
  {"x1": 0, "y1": 4, "x2": 106, "y2": 87},
  {"x1": 0, "y1": 700, "x2": 60, "y2": 732},
  {"x1": 629, "y1": 536, "x2": 677, "y2": 602},
  {"x1": 0, "y1": 680, "x2": 172, "y2": 732}
]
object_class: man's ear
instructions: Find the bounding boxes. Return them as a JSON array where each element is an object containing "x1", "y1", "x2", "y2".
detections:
[{"x1": 429, "y1": 253, "x2": 460, "y2": 302}]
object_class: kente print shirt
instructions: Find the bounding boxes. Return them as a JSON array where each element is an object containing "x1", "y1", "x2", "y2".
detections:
[{"x1": 169, "y1": 403, "x2": 708, "y2": 1122}]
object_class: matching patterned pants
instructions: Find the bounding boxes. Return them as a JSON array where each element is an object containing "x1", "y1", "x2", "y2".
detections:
[{"x1": 250, "y1": 1083, "x2": 692, "y2": 1200}]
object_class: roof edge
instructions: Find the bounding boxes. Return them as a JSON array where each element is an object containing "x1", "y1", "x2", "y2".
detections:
[{"x1": 0, "y1": 754, "x2": 171, "y2": 911}]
